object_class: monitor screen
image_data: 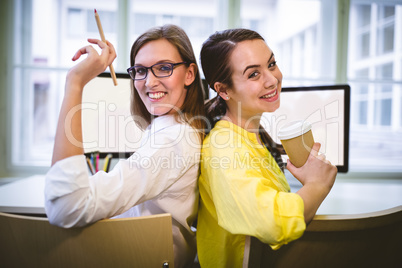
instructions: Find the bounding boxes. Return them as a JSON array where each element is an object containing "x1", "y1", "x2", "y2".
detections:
[
  {"x1": 83, "y1": 74, "x2": 350, "y2": 172},
  {"x1": 264, "y1": 85, "x2": 350, "y2": 172},
  {"x1": 82, "y1": 73, "x2": 142, "y2": 155}
]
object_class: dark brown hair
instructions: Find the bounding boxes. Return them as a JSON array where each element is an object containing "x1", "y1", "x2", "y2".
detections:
[
  {"x1": 129, "y1": 24, "x2": 206, "y2": 140},
  {"x1": 201, "y1": 28, "x2": 285, "y2": 170}
]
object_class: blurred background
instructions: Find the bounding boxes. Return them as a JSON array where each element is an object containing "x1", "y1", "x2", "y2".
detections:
[{"x1": 1, "y1": 0, "x2": 401, "y2": 177}]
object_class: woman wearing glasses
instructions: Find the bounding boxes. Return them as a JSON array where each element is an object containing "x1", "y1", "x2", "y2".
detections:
[{"x1": 45, "y1": 24, "x2": 205, "y2": 267}]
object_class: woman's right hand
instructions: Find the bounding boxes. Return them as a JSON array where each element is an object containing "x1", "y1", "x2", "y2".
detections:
[
  {"x1": 287, "y1": 142, "x2": 337, "y2": 191},
  {"x1": 286, "y1": 142, "x2": 338, "y2": 223},
  {"x1": 66, "y1": 38, "x2": 117, "y2": 90}
]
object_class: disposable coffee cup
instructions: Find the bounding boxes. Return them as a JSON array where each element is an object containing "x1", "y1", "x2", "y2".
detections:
[{"x1": 277, "y1": 120, "x2": 314, "y2": 168}]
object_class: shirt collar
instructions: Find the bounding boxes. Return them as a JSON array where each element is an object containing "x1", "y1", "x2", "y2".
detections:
[
  {"x1": 147, "y1": 115, "x2": 182, "y2": 133},
  {"x1": 215, "y1": 120, "x2": 261, "y2": 146}
]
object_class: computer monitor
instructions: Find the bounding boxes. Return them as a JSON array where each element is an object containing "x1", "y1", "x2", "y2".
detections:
[
  {"x1": 83, "y1": 73, "x2": 350, "y2": 172},
  {"x1": 82, "y1": 72, "x2": 140, "y2": 157},
  {"x1": 266, "y1": 85, "x2": 350, "y2": 172}
]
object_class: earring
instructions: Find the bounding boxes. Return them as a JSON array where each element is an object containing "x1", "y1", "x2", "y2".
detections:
[{"x1": 226, "y1": 96, "x2": 229, "y2": 100}]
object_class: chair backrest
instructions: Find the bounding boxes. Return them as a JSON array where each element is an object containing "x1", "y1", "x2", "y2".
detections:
[
  {"x1": 0, "y1": 212, "x2": 174, "y2": 268},
  {"x1": 248, "y1": 205, "x2": 402, "y2": 268}
]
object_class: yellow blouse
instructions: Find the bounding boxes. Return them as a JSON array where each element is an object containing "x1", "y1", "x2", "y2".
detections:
[{"x1": 197, "y1": 120, "x2": 306, "y2": 268}]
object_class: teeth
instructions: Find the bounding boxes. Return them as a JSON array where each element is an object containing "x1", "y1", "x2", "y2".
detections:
[
  {"x1": 261, "y1": 90, "x2": 277, "y2": 99},
  {"x1": 148, "y1": 92, "x2": 166, "y2": 99}
]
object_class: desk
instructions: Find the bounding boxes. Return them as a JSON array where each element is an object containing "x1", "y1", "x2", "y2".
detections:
[
  {"x1": 285, "y1": 171, "x2": 402, "y2": 215},
  {"x1": 316, "y1": 177, "x2": 402, "y2": 214},
  {"x1": 0, "y1": 174, "x2": 401, "y2": 216},
  {"x1": 0, "y1": 175, "x2": 45, "y2": 215}
]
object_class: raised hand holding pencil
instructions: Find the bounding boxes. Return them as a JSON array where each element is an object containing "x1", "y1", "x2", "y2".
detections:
[{"x1": 94, "y1": 9, "x2": 118, "y2": 86}]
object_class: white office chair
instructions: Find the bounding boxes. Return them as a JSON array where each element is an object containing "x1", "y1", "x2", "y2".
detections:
[
  {"x1": 0, "y1": 212, "x2": 174, "y2": 268},
  {"x1": 248, "y1": 205, "x2": 402, "y2": 268}
]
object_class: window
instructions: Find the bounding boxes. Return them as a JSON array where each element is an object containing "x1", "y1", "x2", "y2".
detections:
[
  {"x1": 7, "y1": 0, "x2": 402, "y2": 174},
  {"x1": 244, "y1": 0, "x2": 330, "y2": 84},
  {"x1": 67, "y1": 8, "x2": 85, "y2": 37},
  {"x1": 348, "y1": 1, "x2": 402, "y2": 172},
  {"x1": 355, "y1": 4, "x2": 371, "y2": 59},
  {"x1": 11, "y1": 0, "x2": 218, "y2": 168},
  {"x1": 133, "y1": 14, "x2": 156, "y2": 35},
  {"x1": 129, "y1": 0, "x2": 217, "y2": 66},
  {"x1": 352, "y1": 85, "x2": 369, "y2": 125},
  {"x1": 377, "y1": 5, "x2": 394, "y2": 55}
]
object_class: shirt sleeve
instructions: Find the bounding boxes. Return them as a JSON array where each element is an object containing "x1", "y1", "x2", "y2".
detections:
[
  {"x1": 45, "y1": 123, "x2": 200, "y2": 228},
  {"x1": 203, "y1": 142, "x2": 306, "y2": 249}
]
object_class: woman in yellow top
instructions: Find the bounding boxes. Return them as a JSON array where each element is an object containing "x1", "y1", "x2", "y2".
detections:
[{"x1": 197, "y1": 28, "x2": 338, "y2": 267}]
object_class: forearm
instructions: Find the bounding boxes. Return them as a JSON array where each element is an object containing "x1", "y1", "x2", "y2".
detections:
[
  {"x1": 287, "y1": 143, "x2": 337, "y2": 224},
  {"x1": 296, "y1": 183, "x2": 331, "y2": 224},
  {"x1": 50, "y1": 39, "x2": 117, "y2": 166},
  {"x1": 207, "y1": 169, "x2": 305, "y2": 245},
  {"x1": 51, "y1": 79, "x2": 84, "y2": 165}
]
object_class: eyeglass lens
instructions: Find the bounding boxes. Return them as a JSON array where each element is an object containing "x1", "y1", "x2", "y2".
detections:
[{"x1": 134, "y1": 63, "x2": 173, "y2": 80}]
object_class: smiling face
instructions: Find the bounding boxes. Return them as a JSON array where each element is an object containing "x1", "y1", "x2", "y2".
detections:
[
  {"x1": 219, "y1": 39, "x2": 283, "y2": 127},
  {"x1": 134, "y1": 38, "x2": 195, "y2": 116}
]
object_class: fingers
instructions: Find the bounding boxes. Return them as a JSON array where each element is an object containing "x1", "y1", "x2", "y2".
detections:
[
  {"x1": 71, "y1": 39, "x2": 116, "y2": 65},
  {"x1": 309, "y1": 143, "x2": 328, "y2": 162},
  {"x1": 87, "y1": 38, "x2": 116, "y2": 54},
  {"x1": 286, "y1": 159, "x2": 294, "y2": 169},
  {"x1": 72, "y1": 45, "x2": 94, "y2": 61},
  {"x1": 87, "y1": 38, "x2": 106, "y2": 48},
  {"x1": 307, "y1": 142, "x2": 335, "y2": 166},
  {"x1": 316, "y1": 152, "x2": 334, "y2": 167},
  {"x1": 87, "y1": 38, "x2": 116, "y2": 64},
  {"x1": 316, "y1": 152, "x2": 326, "y2": 161},
  {"x1": 71, "y1": 40, "x2": 104, "y2": 62},
  {"x1": 285, "y1": 159, "x2": 298, "y2": 175},
  {"x1": 313, "y1": 144, "x2": 331, "y2": 165},
  {"x1": 309, "y1": 142, "x2": 321, "y2": 157},
  {"x1": 104, "y1": 40, "x2": 116, "y2": 53}
]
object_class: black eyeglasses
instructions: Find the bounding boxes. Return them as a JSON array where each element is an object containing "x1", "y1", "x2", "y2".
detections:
[{"x1": 127, "y1": 62, "x2": 187, "y2": 80}]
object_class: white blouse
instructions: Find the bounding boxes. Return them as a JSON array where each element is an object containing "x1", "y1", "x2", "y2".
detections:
[{"x1": 45, "y1": 115, "x2": 201, "y2": 268}]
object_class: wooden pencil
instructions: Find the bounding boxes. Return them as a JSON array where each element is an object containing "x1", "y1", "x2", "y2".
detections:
[{"x1": 94, "y1": 9, "x2": 118, "y2": 86}]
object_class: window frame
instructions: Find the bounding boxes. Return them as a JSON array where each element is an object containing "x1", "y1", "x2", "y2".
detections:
[{"x1": 2, "y1": 0, "x2": 402, "y2": 178}]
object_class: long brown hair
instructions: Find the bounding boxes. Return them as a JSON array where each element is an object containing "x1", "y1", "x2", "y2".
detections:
[
  {"x1": 129, "y1": 24, "x2": 206, "y2": 140},
  {"x1": 201, "y1": 28, "x2": 285, "y2": 170}
]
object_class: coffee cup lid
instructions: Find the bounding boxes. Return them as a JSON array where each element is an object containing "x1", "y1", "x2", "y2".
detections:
[{"x1": 277, "y1": 120, "x2": 312, "y2": 140}]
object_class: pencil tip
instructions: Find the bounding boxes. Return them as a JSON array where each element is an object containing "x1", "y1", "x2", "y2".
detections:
[{"x1": 94, "y1": 8, "x2": 97, "y2": 13}]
